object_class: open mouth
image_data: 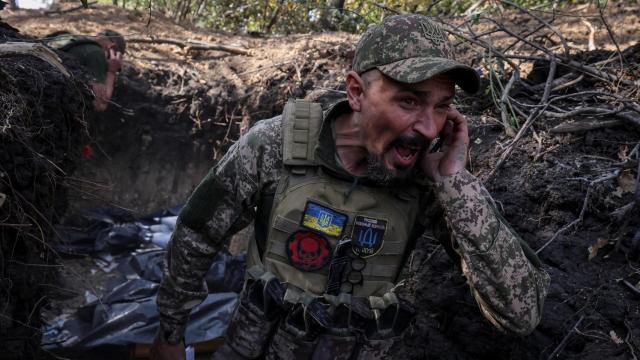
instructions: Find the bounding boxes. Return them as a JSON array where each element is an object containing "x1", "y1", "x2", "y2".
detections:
[
  {"x1": 389, "y1": 135, "x2": 427, "y2": 166},
  {"x1": 394, "y1": 143, "x2": 421, "y2": 161}
]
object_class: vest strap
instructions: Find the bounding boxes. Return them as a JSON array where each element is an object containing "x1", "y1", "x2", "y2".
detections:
[
  {"x1": 323, "y1": 292, "x2": 352, "y2": 307},
  {"x1": 259, "y1": 271, "x2": 278, "y2": 284},
  {"x1": 369, "y1": 292, "x2": 398, "y2": 310},
  {"x1": 282, "y1": 99, "x2": 322, "y2": 168},
  {"x1": 284, "y1": 286, "x2": 303, "y2": 304},
  {"x1": 247, "y1": 264, "x2": 267, "y2": 280}
]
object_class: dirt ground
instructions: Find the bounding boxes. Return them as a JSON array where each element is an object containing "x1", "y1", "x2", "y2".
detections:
[{"x1": 2, "y1": 1, "x2": 639, "y2": 359}]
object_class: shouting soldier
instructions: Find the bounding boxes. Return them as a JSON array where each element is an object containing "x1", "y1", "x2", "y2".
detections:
[{"x1": 151, "y1": 13, "x2": 550, "y2": 360}]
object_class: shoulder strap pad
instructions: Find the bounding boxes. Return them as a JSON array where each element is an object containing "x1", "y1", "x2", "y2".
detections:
[{"x1": 282, "y1": 99, "x2": 322, "y2": 168}]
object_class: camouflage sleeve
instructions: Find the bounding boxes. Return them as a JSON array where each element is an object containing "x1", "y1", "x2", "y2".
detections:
[
  {"x1": 156, "y1": 117, "x2": 282, "y2": 344},
  {"x1": 433, "y1": 170, "x2": 550, "y2": 335}
]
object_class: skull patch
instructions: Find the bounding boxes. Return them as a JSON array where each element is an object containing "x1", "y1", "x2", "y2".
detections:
[{"x1": 286, "y1": 230, "x2": 332, "y2": 272}]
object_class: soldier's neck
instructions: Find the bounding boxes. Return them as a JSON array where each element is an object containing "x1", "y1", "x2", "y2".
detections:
[{"x1": 334, "y1": 112, "x2": 368, "y2": 176}]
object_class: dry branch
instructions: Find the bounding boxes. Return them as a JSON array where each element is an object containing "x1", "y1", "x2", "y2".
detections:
[
  {"x1": 618, "y1": 112, "x2": 640, "y2": 128},
  {"x1": 550, "y1": 119, "x2": 624, "y2": 133},
  {"x1": 596, "y1": 2, "x2": 626, "y2": 69},
  {"x1": 551, "y1": 74, "x2": 584, "y2": 92},
  {"x1": 127, "y1": 37, "x2": 250, "y2": 55},
  {"x1": 528, "y1": 72, "x2": 583, "y2": 92},
  {"x1": 499, "y1": 70, "x2": 519, "y2": 136},
  {"x1": 536, "y1": 170, "x2": 620, "y2": 254},
  {"x1": 548, "y1": 316, "x2": 585, "y2": 359},
  {"x1": 541, "y1": 104, "x2": 624, "y2": 119},
  {"x1": 372, "y1": 2, "x2": 402, "y2": 14},
  {"x1": 500, "y1": 0, "x2": 570, "y2": 58},
  {"x1": 488, "y1": 55, "x2": 557, "y2": 178},
  {"x1": 580, "y1": 19, "x2": 595, "y2": 51},
  {"x1": 622, "y1": 279, "x2": 640, "y2": 297},
  {"x1": 507, "y1": 54, "x2": 635, "y2": 86}
]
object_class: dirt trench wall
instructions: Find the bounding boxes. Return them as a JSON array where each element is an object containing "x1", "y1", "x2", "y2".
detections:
[
  {"x1": 69, "y1": 43, "x2": 351, "y2": 215},
  {"x1": 70, "y1": 67, "x2": 233, "y2": 215}
]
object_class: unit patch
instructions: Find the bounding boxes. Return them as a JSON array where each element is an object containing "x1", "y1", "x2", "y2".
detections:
[
  {"x1": 286, "y1": 230, "x2": 332, "y2": 272},
  {"x1": 351, "y1": 216, "x2": 387, "y2": 258},
  {"x1": 301, "y1": 201, "x2": 348, "y2": 238}
]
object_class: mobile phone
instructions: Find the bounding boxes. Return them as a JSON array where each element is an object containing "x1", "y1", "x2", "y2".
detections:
[{"x1": 429, "y1": 136, "x2": 444, "y2": 153}]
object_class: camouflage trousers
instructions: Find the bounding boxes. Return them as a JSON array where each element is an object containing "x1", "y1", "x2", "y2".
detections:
[{"x1": 211, "y1": 296, "x2": 398, "y2": 360}]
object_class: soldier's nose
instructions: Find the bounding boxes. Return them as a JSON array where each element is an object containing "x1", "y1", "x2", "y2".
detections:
[{"x1": 413, "y1": 114, "x2": 439, "y2": 140}]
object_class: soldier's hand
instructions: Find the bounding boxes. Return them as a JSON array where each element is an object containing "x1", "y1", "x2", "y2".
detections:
[
  {"x1": 106, "y1": 48, "x2": 123, "y2": 73},
  {"x1": 150, "y1": 334, "x2": 186, "y2": 360},
  {"x1": 420, "y1": 107, "x2": 469, "y2": 182}
]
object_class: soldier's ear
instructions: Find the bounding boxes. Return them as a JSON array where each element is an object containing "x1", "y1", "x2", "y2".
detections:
[{"x1": 345, "y1": 71, "x2": 365, "y2": 112}]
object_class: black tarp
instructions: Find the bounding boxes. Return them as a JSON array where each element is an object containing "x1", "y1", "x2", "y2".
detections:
[{"x1": 43, "y1": 206, "x2": 246, "y2": 350}]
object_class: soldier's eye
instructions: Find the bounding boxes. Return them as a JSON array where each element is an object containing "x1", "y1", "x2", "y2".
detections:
[
  {"x1": 436, "y1": 104, "x2": 451, "y2": 113},
  {"x1": 401, "y1": 98, "x2": 417, "y2": 107}
]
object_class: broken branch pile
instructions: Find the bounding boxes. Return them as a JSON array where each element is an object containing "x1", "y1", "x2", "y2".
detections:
[{"x1": 434, "y1": 0, "x2": 640, "y2": 177}]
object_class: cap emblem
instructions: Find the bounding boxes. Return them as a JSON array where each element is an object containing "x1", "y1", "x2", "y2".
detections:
[{"x1": 419, "y1": 20, "x2": 445, "y2": 46}]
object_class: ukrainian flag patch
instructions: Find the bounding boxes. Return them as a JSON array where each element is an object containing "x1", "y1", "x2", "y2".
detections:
[{"x1": 301, "y1": 201, "x2": 348, "y2": 238}]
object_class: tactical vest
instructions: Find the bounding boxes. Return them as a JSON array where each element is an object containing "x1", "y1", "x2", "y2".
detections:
[{"x1": 247, "y1": 99, "x2": 423, "y2": 298}]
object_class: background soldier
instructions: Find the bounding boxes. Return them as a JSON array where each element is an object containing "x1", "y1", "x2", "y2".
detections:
[
  {"x1": 44, "y1": 29, "x2": 125, "y2": 111},
  {"x1": 151, "y1": 13, "x2": 550, "y2": 360}
]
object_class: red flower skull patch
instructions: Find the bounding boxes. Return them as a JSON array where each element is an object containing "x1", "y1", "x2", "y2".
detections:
[{"x1": 286, "y1": 230, "x2": 332, "y2": 272}]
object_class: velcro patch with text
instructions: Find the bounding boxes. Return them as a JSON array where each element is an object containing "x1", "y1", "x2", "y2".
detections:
[{"x1": 351, "y1": 215, "x2": 387, "y2": 258}]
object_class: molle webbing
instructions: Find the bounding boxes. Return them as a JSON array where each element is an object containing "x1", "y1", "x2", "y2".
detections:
[
  {"x1": 282, "y1": 99, "x2": 322, "y2": 171},
  {"x1": 276, "y1": 276, "x2": 399, "y2": 314}
]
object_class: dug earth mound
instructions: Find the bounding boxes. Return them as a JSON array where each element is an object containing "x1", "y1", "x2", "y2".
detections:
[{"x1": 0, "y1": 23, "x2": 90, "y2": 359}]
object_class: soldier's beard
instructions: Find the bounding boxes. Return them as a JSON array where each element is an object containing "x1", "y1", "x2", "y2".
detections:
[
  {"x1": 365, "y1": 135, "x2": 427, "y2": 186},
  {"x1": 365, "y1": 154, "x2": 419, "y2": 186}
]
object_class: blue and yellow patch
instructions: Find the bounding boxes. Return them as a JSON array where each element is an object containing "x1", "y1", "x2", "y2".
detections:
[{"x1": 301, "y1": 201, "x2": 348, "y2": 238}]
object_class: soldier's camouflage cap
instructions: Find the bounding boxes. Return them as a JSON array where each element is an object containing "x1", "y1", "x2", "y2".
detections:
[{"x1": 353, "y1": 14, "x2": 480, "y2": 94}]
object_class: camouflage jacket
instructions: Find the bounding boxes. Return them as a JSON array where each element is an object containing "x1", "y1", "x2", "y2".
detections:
[{"x1": 156, "y1": 100, "x2": 550, "y2": 344}]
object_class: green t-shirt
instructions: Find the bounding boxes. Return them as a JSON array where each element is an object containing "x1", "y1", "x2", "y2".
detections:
[{"x1": 45, "y1": 33, "x2": 107, "y2": 83}]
